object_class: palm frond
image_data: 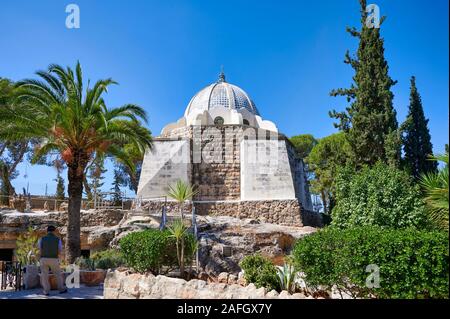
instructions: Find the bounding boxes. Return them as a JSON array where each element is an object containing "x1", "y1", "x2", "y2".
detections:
[
  {"x1": 420, "y1": 153, "x2": 449, "y2": 231},
  {"x1": 167, "y1": 180, "x2": 198, "y2": 203}
]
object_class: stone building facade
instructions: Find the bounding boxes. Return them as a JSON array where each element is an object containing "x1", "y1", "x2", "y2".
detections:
[{"x1": 137, "y1": 72, "x2": 321, "y2": 227}]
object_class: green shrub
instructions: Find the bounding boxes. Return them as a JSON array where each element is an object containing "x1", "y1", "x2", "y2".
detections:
[
  {"x1": 332, "y1": 163, "x2": 428, "y2": 229},
  {"x1": 119, "y1": 229, "x2": 197, "y2": 274},
  {"x1": 120, "y1": 229, "x2": 177, "y2": 274},
  {"x1": 240, "y1": 254, "x2": 279, "y2": 292},
  {"x1": 74, "y1": 257, "x2": 96, "y2": 271},
  {"x1": 91, "y1": 249, "x2": 125, "y2": 270},
  {"x1": 15, "y1": 227, "x2": 39, "y2": 265},
  {"x1": 292, "y1": 227, "x2": 449, "y2": 299}
]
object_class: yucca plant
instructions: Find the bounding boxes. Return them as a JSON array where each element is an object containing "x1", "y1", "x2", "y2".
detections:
[
  {"x1": 420, "y1": 153, "x2": 449, "y2": 231},
  {"x1": 186, "y1": 234, "x2": 199, "y2": 279},
  {"x1": 276, "y1": 263, "x2": 297, "y2": 294},
  {"x1": 167, "y1": 179, "x2": 197, "y2": 219},
  {"x1": 0, "y1": 62, "x2": 152, "y2": 262},
  {"x1": 167, "y1": 219, "x2": 188, "y2": 278}
]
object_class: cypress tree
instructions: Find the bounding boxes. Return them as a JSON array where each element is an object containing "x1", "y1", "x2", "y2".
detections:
[
  {"x1": 329, "y1": 0, "x2": 400, "y2": 167},
  {"x1": 402, "y1": 76, "x2": 437, "y2": 178},
  {"x1": 55, "y1": 171, "x2": 65, "y2": 200},
  {"x1": 111, "y1": 169, "x2": 122, "y2": 207}
]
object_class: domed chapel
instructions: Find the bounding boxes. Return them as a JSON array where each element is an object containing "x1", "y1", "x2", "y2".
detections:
[{"x1": 137, "y1": 71, "x2": 320, "y2": 226}]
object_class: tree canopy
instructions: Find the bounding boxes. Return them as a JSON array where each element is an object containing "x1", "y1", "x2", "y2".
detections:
[
  {"x1": 329, "y1": 0, "x2": 399, "y2": 167},
  {"x1": 402, "y1": 76, "x2": 437, "y2": 178}
]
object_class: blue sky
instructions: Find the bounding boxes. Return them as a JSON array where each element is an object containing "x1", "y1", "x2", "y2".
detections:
[{"x1": 0, "y1": 0, "x2": 448, "y2": 196}]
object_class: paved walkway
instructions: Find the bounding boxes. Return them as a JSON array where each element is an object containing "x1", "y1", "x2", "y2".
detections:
[{"x1": 0, "y1": 285, "x2": 104, "y2": 299}]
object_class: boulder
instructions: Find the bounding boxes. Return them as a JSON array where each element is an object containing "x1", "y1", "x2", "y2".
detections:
[
  {"x1": 23, "y1": 265, "x2": 40, "y2": 289},
  {"x1": 103, "y1": 270, "x2": 317, "y2": 299},
  {"x1": 59, "y1": 202, "x2": 68, "y2": 212},
  {"x1": 217, "y1": 272, "x2": 229, "y2": 283}
]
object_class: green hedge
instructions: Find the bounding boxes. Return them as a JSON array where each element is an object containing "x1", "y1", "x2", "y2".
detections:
[
  {"x1": 292, "y1": 227, "x2": 449, "y2": 299},
  {"x1": 119, "y1": 229, "x2": 196, "y2": 274},
  {"x1": 331, "y1": 163, "x2": 428, "y2": 229},
  {"x1": 119, "y1": 229, "x2": 177, "y2": 273},
  {"x1": 91, "y1": 249, "x2": 125, "y2": 270},
  {"x1": 240, "y1": 254, "x2": 279, "y2": 292}
]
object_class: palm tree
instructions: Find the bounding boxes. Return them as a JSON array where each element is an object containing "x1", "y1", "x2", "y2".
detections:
[
  {"x1": 420, "y1": 153, "x2": 449, "y2": 231},
  {"x1": 167, "y1": 179, "x2": 197, "y2": 219},
  {"x1": 0, "y1": 62, "x2": 152, "y2": 262}
]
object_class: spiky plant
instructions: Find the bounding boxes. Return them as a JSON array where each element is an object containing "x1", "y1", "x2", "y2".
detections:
[
  {"x1": 276, "y1": 263, "x2": 297, "y2": 294},
  {"x1": 420, "y1": 153, "x2": 449, "y2": 231},
  {"x1": 0, "y1": 62, "x2": 152, "y2": 262},
  {"x1": 167, "y1": 179, "x2": 197, "y2": 219},
  {"x1": 167, "y1": 219, "x2": 188, "y2": 278}
]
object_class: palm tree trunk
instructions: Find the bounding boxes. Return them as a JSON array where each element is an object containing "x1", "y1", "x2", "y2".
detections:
[{"x1": 66, "y1": 164, "x2": 84, "y2": 263}]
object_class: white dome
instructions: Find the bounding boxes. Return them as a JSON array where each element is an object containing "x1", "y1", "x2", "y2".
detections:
[{"x1": 184, "y1": 72, "x2": 260, "y2": 117}]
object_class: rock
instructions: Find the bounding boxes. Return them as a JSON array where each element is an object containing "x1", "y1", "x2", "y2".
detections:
[
  {"x1": 237, "y1": 276, "x2": 247, "y2": 286},
  {"x1": 10, "y1": 196, "x2": 26, "y2": 212},
  {"x1": 121, "y1": 273, "x2": 142, "y2": 298},
  {"x1": 23, "y1": 265, "x2": 40, "y2": 289},
  {"x1": 87, "y1": 227, "x2": 116, "y2": 251},
  {"x1": 59, "y1": 202, "x2": 68, "y2": 212},
  {"x1": 227, "y1": 274, "x2": 237, "y2": 284},
  {"x1": 278, "y1": 290, "x2": 292, "y2": 299},
  {"x1": 266, "y1": 290, "x2": 279, "y2": 298},
  {"x1": 217, "y1": 272, "x2": 229, "y2": 283},
  {"x1": 292, "y1": 293, "x2": 306, "y2": 299},
  {"x1": 197, "y1": 271, "x2": 209, "y2": 281},
  {"x1": 196, "y1": 215, "x2": 318, "y2": 276},
  {"x1": 104, "y1": 270, "x2": 308, "y2": 299}
]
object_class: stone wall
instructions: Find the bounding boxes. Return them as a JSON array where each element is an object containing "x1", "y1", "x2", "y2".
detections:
[
  {"x1": 103, "y1": 269, "x2": 307, "y2": 299},
  {"x1": 141, "y1": 199, "x2": 322, "y2": 227},
  {"x1": 192, "y1": 126, "x2": 243, "y2": 201},
  {"x1": 196, "y1": 199, "x2": 321, "y2": 227}
]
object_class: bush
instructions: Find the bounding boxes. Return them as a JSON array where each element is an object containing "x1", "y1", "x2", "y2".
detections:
[
  {"x1": 332, "y1": 163, "x2": 428, "y2": 229},
  {"x1": 240, "y1": 254, "x2": 279, "y2": 292},
  {"x1": 15, "y1": 227, "x2": 39, "y2": 265},
  {"x1": 91, "y1": 249, "x2": 125, "y2": 270},
  {"x1": 292, "y1": 227, "x2": 449, "y2": 299},
  {"x1": 74, "y1": 257, "x2": 96, "y2": 271},
  {"x1": 120, "y1": 229, "x2": 177, "y2": 273},
  {"x1": 119, "y1": 229, "x2": 197, "y2": 274}
]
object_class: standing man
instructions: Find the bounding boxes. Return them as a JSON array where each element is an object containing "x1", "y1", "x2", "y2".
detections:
[{"x1": 38, "y1": 225, "x2": 67, "y2": 296}]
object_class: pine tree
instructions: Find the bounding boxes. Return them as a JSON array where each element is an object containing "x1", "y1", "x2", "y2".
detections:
[
  {"x1": 329, "y1": 0, "x2": 399, "y2": 167},
  {"x1": 87, "y1": 157, "x2": 107, "y2": 201},
  {"x1": 111, "y1": 169, "x2": 122, "y2": 207},
  {"x1": 402, "y1": 76, "x2": 437, "y2": 178}
]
